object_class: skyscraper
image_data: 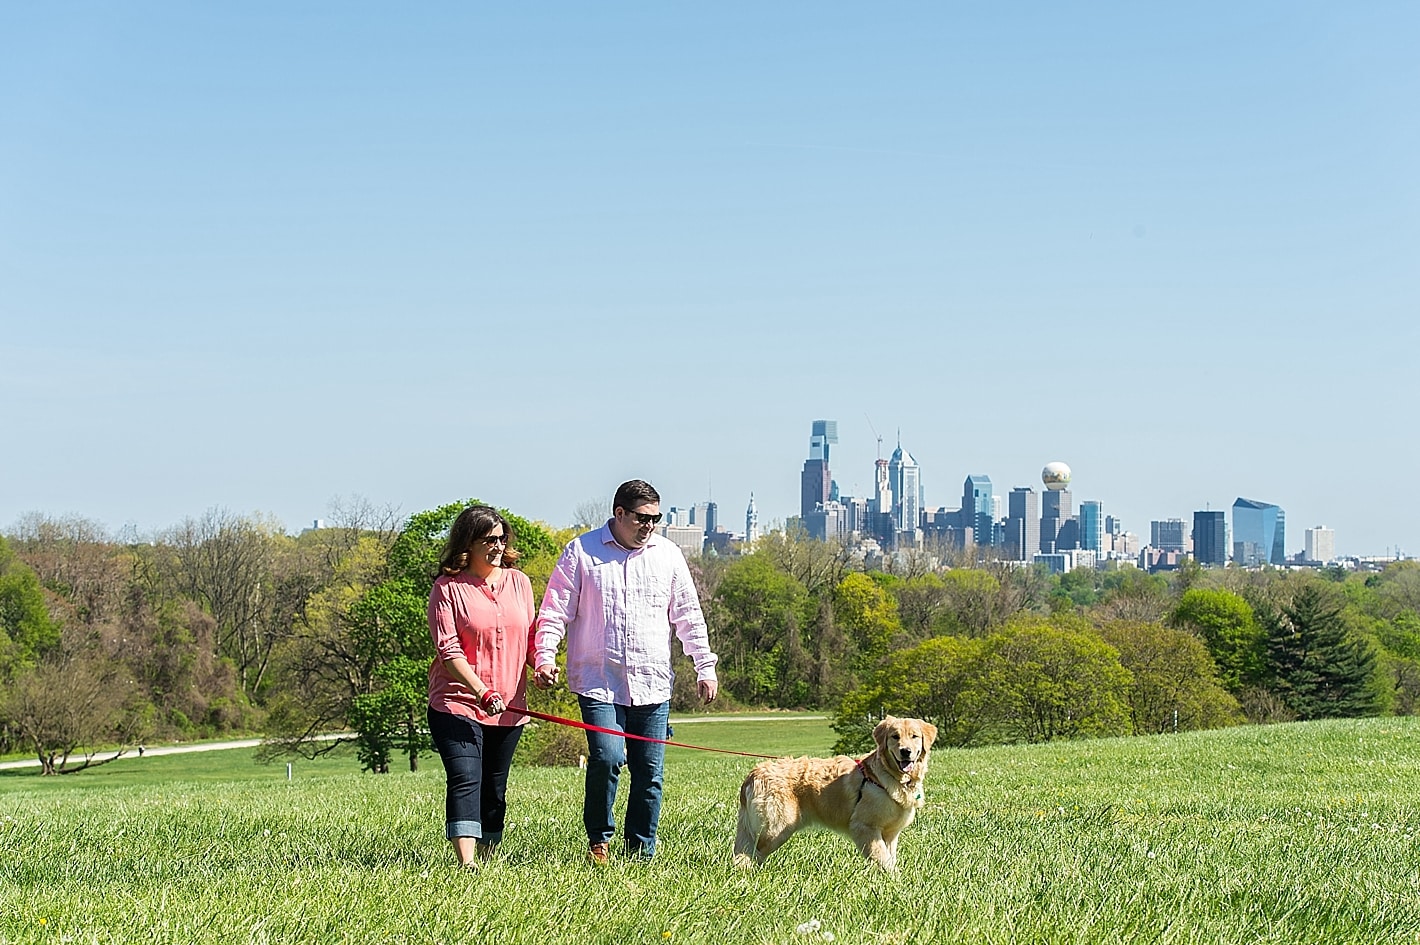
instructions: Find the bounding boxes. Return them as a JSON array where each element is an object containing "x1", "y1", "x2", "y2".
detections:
[
  {"x1": 1232, "y1": 498, "x2": 1285, "y2": 566},
  {"x1": 1005, "y1": 487, "x2": 1039, "y2": 561},
  {"x1": 887, "y1": 435, "x2": 920, "y2": 536},
  {"x1": 1040, "y1": 489, "x2": 1073, "y2": 553},
  {"x1": 962, "y1": 475, "x2": 995, "y2": 548},
  {"x1": 1151, "y1": 519, "x2": 1188, "y2": 552},
  {"x1": 1079, "y1": 501, "x2": 1103, "y2": 553},
  {"x1": 1192, "y1": 510, "x2": 1228, "y2": 566},
  {"x1": 799, "y1": 420, "x2": 837, "y2": 521},
  {"x1": 745, "y1": 493, "x2": 760, "y2": 548},
  {"x1": 1305, "y1": 525, "x2": 1335, "y2": 563}
]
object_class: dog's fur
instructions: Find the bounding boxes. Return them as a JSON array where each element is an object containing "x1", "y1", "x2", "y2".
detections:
[{"x1": 732, "y1": 716, "x2": 938, "y2": 872}]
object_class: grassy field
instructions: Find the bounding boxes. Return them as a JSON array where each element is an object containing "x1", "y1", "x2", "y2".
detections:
[{"x1": 3, "y1": 715, "x2": 1420, "y2": 944}]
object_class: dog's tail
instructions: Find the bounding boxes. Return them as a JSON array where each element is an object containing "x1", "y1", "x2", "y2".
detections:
[{"x1": 732, "y1": 774, "x2": 761, "y2": 869}]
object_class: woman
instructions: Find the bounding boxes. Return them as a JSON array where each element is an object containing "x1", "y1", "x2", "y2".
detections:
[{"x1": 427, "y1": 504, "x2": 537, "y2": 867}]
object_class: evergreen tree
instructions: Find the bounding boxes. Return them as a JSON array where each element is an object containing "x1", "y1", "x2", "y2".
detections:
[{"x1": 1264, "y1": 585, "x2": 1378, "y2": 719}]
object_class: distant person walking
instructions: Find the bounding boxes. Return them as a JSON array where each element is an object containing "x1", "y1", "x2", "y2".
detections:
[
  {"x1": 534, "y1": 479, "x2": 718, "y2": 863},
  {"x1": 427, "y1": 505, "x2": 537, "y2": 867}
]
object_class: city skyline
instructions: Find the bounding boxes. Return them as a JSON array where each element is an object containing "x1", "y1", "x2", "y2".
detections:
[{"x1": 2, "y1": 6, "x2": 1416, "y2": 555}]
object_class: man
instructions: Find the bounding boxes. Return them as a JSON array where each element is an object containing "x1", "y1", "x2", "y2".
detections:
[{"x1": 534, "y1": 479, "x2": 719, "y2": 863}]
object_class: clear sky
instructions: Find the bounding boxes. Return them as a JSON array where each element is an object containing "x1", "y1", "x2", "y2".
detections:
[{"x1": 2, "y1": 3, "x2": 1416, "y2": 556}]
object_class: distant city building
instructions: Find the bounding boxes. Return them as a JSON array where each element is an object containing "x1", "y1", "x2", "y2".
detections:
[
  {"x1": 1105, "y1": 515, "x2": 1123, "y2": 537},
  {"x1": 1040, "y1": 489, "x2": 1074, "y2": 553},
  {"x1": 745, "y1": 493, "x2": 760, "y2": 549},
  {"x1": 1005, "y1": 487, "x2": 1039, "y2": 561},
  {"x1": 1141, "y1": 547, "x2": 1188, "y2": 573},
  {"x1": 962, "y1": 475, "x2": 996, "y2": 549},
  {"x1": 691, "y1": 501, "x2": 718, "y2": 535},
  {"x1": 1193, "y1": 510, "x2": 1228, "y2": 566},
  {"x1": 1305, "y1": 525, "x2": 1336, "y2": 564},
  {"x1": 887, "y1": 435, "x2": 920, "y2": 545},
  {"x1": 1151, "y1": 519, "x2": 1188, "y2": 553},
  {"x1": 1034, "y1": 549, "x2": 1097, "y2": 574},
  {"x1": 800, "y1": 420, "x2": 840, "y2": 540},
  {"x1": 1079, "y1": 501, "x2": 1103, "y2": 553},
  {"x1": 659, "y1": 523, "x2": 705, "y2": 558},
  {"x1": 1233, "y1": 497, "x2": 1285, "y2": 566}
]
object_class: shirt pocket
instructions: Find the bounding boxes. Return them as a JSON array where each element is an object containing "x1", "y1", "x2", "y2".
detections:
[{"x1": 636, "y1": 572, "x2": 672, "y2": 611}]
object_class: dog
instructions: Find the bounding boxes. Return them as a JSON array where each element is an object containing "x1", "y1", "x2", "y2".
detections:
[{"x1": 733, "y1": 716, "x2": 938, "y2": 872}]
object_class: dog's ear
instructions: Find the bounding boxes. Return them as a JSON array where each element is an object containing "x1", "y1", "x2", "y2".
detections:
[
  {"x1": 920, "y1": 721, "x2": 938, "y2": 750},
  {"x1": 872, "y1": 717, "x2": 895, "y2": 750}
]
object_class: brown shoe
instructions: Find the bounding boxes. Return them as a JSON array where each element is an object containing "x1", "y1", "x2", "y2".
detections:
[{"x1": 587, "y1": 842, "x2": 610, "y2": 865}]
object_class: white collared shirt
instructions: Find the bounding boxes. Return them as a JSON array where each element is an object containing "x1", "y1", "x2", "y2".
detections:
[{"x1": 534, "y1": 523, "x2": 718, "y2": 705}]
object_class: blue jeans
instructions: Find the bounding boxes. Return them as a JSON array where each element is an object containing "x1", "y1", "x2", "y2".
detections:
[
  {"x1": 427, "y1": 707, "x2": 523, "y2": 843},
  {"x1": 578, "y1": 695, "x2": 670, "y2": 857}
]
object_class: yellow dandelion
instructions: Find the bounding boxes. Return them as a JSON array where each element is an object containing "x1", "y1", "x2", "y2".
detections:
[{"x1": 38, "y1": 917, "x2": 47, "y2": 926}]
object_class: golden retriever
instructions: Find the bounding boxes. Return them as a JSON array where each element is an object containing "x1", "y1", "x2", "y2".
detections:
[{"x1": 733, "y1": 716, "x2": 937, "y2": 872}]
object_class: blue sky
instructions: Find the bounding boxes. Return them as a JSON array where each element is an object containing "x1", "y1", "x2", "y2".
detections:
[{"x1": 2, "y1": 3, "x2": 1416, "y2": 556}]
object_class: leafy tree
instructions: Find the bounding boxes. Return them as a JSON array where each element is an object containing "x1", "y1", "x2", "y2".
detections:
[
  {"x1": 1, "y1": 625, "x2": 149, "y2": 774},
  {"x1": 1095, "y1": 568, "x2": 1171, "y2": 622},
  {"x1": 709, "y1": 553, "x2": 810, "y2": 706},
  {"x1": 833, "y1": 634, "x2": 989, "y2": 752},
  {"x1": 1369, "y1": 611, "x2": 1420, "y2": 714},
  {"x1": 1053, "y1": 568, "x2": 1102, "y2": 609},
  {"x1": 755, "y1": 528, "x2": 854, "y2": 597},
  {"x1": 1170, "y1": 588, "x2": 1266, "y2": 691},
  {"x1": 890, "y1": 573, "x2": 952, "y2": 641},
  {"x1": 936, "y1": 568, "x2": 1003, "y2": 637},
  {"x1": 1263, "y1": 584, "x2": 1379, "y2": 720},
  {"x1": 0, "y1": 536, "x2": 61, "y2": 679},
  {"x1": 976, "y1": 618, "x2": 1133, "y2": 743},
  {"x1": 833, "y1": 572, "x2": 901, "y2": 670},
  {"x1": 1095, "y1": 620, "x2": 1241, "y2": 734}
]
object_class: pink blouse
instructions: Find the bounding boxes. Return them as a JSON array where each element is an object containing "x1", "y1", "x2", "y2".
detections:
[{"x1": 427, "y1": 567, "x2": 536, "y2": 726}]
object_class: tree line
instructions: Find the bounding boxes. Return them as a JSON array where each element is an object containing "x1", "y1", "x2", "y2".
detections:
[{"x1": 2, "y1": 500, "x2": 1415, "y2": 773}]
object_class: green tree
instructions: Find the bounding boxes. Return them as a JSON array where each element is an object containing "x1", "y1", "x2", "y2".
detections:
[
  {"x1": 832, "y1": 634, "x2": 988, "y2": 752},
  {"x1": 1170, "y1": 588, "x2": 1266, "y2": 691},
  {"x1": 0, "y1": 536, "x2": 61, "y2": 679},
  {"x1": 1263, "y1": 584, "x2": 1379, "y2": 720},
  {"x1": 1095, "y1": 620, "x2": 1241, "y2": 734},
  {"x1": 708, "y1": 553, "x2": 810, "y2": 706},
  {"x1": 833, "y1": 572, "x2": 901, "y2": 670},
  {"x1": 936, "y1": 568, "x2": 1004, "y2": 637},
  {"x1": 977, "y1": 618, "x2": 1132, "y2": 743}
]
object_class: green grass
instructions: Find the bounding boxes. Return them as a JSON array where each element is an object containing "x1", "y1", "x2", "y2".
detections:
[{"x1": 3, "y1": 716, "x2": 1420, "y2": 944}]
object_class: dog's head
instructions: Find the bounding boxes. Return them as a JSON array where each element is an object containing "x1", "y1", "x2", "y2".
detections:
[{"x1": 872, "y1": 716, "x2": 937, "y2": 779}]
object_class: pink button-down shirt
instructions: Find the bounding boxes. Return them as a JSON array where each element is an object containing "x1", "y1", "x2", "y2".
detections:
[
  {"x1": 428, "y1": 568, "x2": 536, "y2": 726},
  {"x1": 534, "y1": 524, "x2": 718, "y2": 706}
]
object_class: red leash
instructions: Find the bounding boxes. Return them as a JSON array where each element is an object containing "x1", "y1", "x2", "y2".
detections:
[{"x1": 503, "y1": 705, "x2": 782, "y2": 760}]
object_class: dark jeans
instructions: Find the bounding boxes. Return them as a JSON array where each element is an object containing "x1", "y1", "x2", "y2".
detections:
[
  {"x1": 578, "y1": 695, "x2": 670, "y2": 857},
  {"x1": 427, "y1": 706, "x2": 523, "y2": 843}
]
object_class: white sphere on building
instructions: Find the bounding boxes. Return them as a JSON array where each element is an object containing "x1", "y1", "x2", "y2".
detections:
[{"x1": 1041, "y1": 461, "x2": 1072, "y2": 491}]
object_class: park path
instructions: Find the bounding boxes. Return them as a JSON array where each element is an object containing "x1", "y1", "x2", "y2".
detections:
[{"x1": 0, "y1": 716, "x2": 826, "y2": 771}]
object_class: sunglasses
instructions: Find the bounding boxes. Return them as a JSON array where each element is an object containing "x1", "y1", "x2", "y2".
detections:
[
  {"x1": 626, "y1": 511, "x2": 662, "y2": 526},
  {"x1": 479, "y1": 534, "x2": 508, "y2": 546}
]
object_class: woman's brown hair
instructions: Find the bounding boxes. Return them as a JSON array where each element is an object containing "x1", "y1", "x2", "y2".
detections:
[{"x1": 437, "y1": 505, "x2": 520, "y2": 576}]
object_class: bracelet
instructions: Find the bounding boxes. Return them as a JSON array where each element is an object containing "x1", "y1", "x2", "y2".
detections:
[{"x1": 480, "y1": 689, "x2": 504, "y2": 711}]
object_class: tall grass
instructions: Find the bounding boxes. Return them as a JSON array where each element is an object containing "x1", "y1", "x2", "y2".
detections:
[{"x1": 3, "y1": 716, "x2": 1420, "y2": 944}]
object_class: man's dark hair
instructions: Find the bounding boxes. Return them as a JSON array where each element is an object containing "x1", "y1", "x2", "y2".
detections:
[{"x1": 613, "y1": 479, "x2": 660, "y2": 513}]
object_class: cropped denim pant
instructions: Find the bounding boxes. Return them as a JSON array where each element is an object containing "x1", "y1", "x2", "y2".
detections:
[
  {"x1": 578, "y1": 695, "x2": 670, "y2": 857},
  {"x1": 427, "y1": 706, "x2": 522, "y2": 844}
]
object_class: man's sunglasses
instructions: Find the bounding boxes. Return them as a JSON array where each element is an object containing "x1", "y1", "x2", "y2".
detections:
[{"x1": 625, "y1": 511, "x2": 662, "y2": 526}]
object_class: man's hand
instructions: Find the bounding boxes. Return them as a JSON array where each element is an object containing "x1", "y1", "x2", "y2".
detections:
[
  {"x1": 697, "y1": 679, "x2": 718, "y2": 704},
  {"x1": 533, "y1": 663, "x2": 561, "y2": 690}
]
